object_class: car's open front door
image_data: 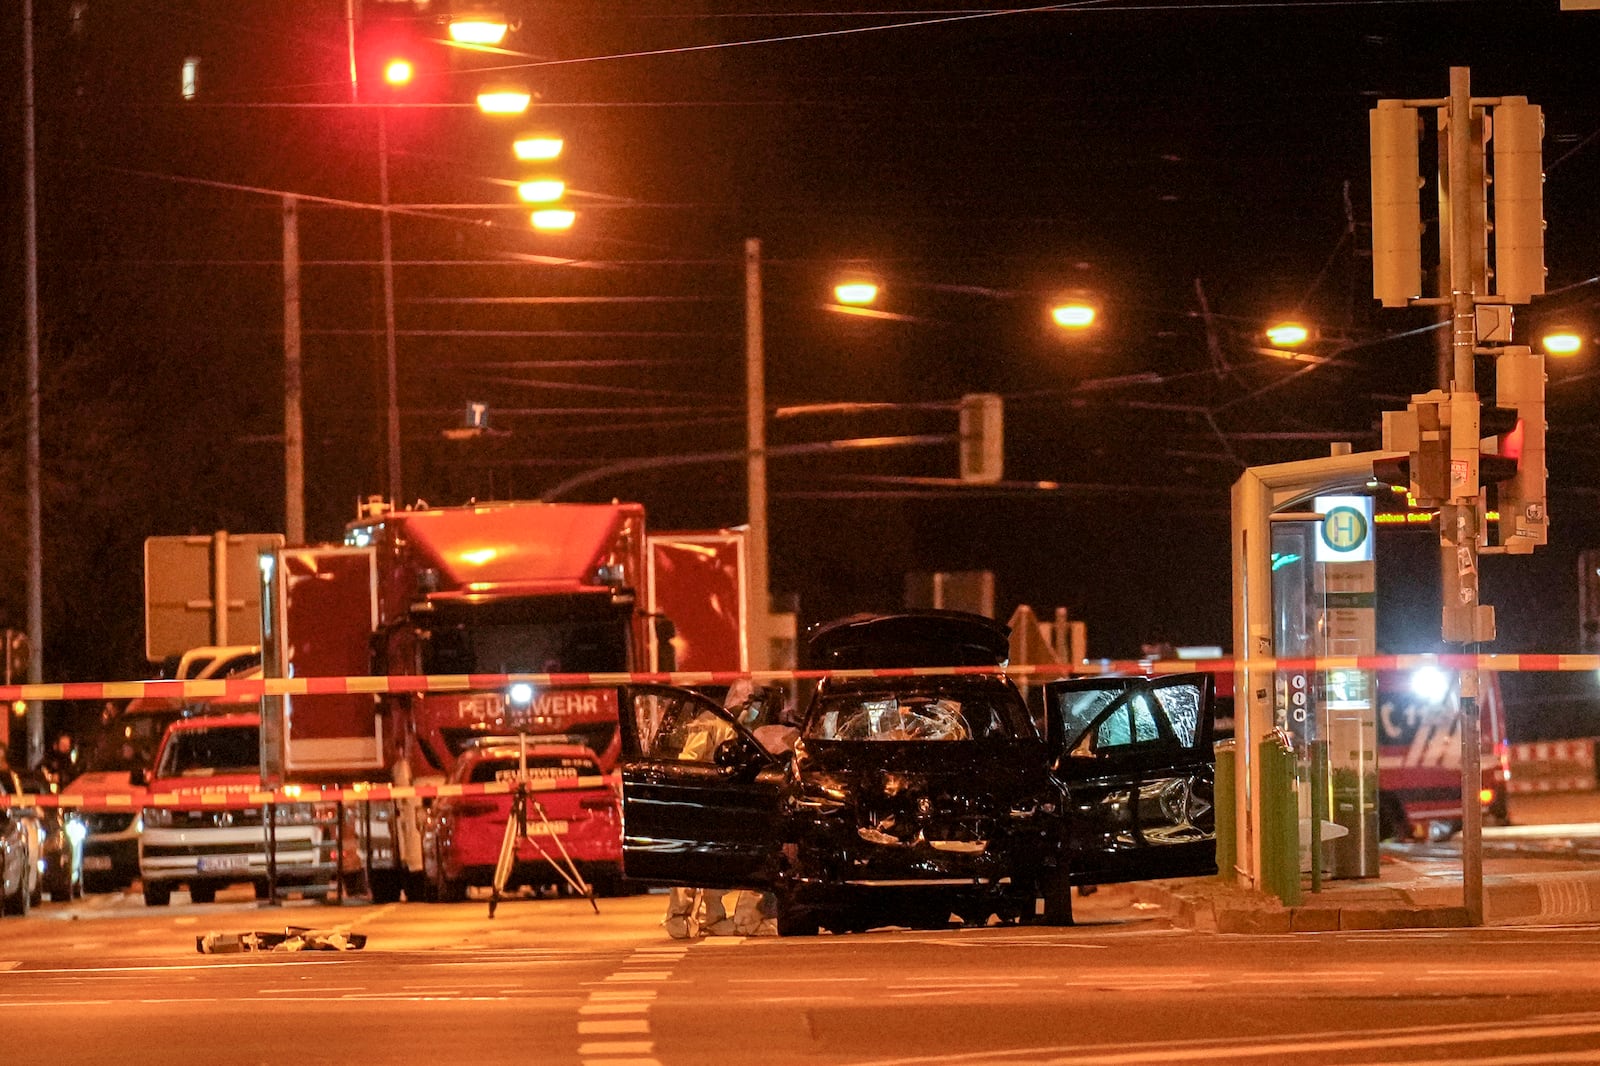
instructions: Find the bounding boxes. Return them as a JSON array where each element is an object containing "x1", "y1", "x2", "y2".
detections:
[
  {"x1": 615, "y1": 685, "x2": 784, "y2": 889},
  {"x1": 1044, "y1": 673, "x2": 1217, "y2": 886}
]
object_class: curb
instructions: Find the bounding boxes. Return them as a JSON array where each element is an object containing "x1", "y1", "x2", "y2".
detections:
[{"x1": 1139, "y1": 869, "x2": 1600, "y2": 932}]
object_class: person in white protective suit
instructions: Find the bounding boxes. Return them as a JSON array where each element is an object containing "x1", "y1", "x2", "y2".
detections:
[{"x1": 661, "y1": 681, "x2": 790, "y2": 938}]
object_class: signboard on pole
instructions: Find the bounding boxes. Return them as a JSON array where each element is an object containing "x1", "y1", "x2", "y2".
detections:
[{"x1": 144, "y1": 532, "x2": 285, "y2": 663}]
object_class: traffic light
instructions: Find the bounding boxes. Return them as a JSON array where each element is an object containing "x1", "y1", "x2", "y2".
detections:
[
  {"x1": 958, "y1": 393, "x2": 1003, "y2": 484},
  {"x1": 1490, "y1": 345, "x2": 1548, "y2": 552},
  {"x1": 1491, "y1": 98, "x2": 1546, "y2": 304},
  {"x1": 1377, "y1": 391, "x2": 1449, "y2": 506},
  {"x1": 1369, "y1": 101, "x2": 1423, "y2": 308},
  {"x1": 3, "y1": 628, "x2": 28, "y2": 686},
  {"x1": 354, "y1": 12, "x2": 441, "y2": 102}
]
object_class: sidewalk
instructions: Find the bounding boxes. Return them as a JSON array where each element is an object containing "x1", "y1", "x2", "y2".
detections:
[{"x1": 1134, "y1": 847, "x2": 1600, "y2": 933}]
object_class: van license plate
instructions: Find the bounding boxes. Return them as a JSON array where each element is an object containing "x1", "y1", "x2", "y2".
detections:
[{"x1": 197, "y1": 856, "x2": 248, "y2": 873}]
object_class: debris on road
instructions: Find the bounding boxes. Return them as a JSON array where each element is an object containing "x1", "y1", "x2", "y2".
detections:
[{"x1": 196, "y1": 927, "x2": 368, "y2": 953}]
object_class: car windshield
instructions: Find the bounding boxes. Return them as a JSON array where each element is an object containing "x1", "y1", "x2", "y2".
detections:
[
  {"x1": 805, "y1": 686, "x2": 1032, "y2": 742},
  {"x1": 422, "y1": 620, "x2": 629, "y2": 675},
  {"x1": 83, "y1": 710, "x2": 183, "y2": 772},
  {"x1": 156, "y1": 725, "x2": 259, "y2": 778}
]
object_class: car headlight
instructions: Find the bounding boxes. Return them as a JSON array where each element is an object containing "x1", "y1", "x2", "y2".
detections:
[
  {"x1": 64, "y1": 818, "x2": 87, "y2": 846},
  {"x1": 143, "y1": 807, "x2": 172, "y2": 828}
]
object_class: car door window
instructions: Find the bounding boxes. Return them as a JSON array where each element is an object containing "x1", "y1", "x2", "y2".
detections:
[
  {"x1": 1054, "y1": 686, "x2": 1127, "y2": 750},
  {"x1": 630, "y1": 689, "x2": 741, "y2": 763},
  {"x1": 1089, "y1": 694, "x2": 1167, "y2": 752},
  {"x1": 1153, "y1": 683, "x2": 1202, "y2": 746}
]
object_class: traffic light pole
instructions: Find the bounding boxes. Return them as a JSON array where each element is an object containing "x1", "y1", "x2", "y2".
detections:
[{"x1": 1442, "y1": 66, "x2": 1486, "y2": 923}]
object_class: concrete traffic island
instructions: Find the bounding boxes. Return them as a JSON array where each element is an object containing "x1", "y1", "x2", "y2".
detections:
[{"x1": 1135, "y1": 850, "x2": 1600, "y2": 932}]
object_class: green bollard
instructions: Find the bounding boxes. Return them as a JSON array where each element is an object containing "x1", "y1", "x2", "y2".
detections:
[
  {"x1": 1214, "y1": 740, "x2": 1236, "y2": 883},
  {"x1": 1259, "y1": 733, "x2": 1302, "y2": 906}
]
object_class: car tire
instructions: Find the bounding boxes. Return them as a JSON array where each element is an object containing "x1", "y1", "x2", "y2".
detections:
[
  {"x1": 253, "y1": 880, "x2": 272, "y2": 901},
  {"x1": 142, "y1": 881, "x2": 173, "y2": 907},
  {"x1": 189, "y1": 884, "x2": 218, "y2": 904},
  {"x1": 82, "y1": 872, "x2": 120, "y2": 895},
  {"x1": 1377, "y1": 795, "x2": 1407, "y2": 842},
  {"x1": 2, "y1": 876, "x2": 29, "y2": 917},
  {"x1": 368, "y1": 869, "x2": 404, "y2": 904},
  {"x1": 775, "y1": 897, "x2": 819, "y2": 937},
  {"x1": 436, "y1": 875, "x2": 467, "y2": 903}
]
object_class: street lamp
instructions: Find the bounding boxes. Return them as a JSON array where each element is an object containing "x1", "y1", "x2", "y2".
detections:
[
  {"x1": 512, "y1": 134, "x2": 563, "y2": 162},
  {"x1": 517, "y1": 179, "x2": 565, "y2": 203},
  {"x1": 476, "y1": 85, "x2": 532, "y2": 115},
  {"x1": 531, "y1": 208, "x2": 576, "y2": 231},
  {"x1": 833, "y1": 279, "x2": 880, "y2": 306},
  {"x1": 1265, "y1": 320, "x2": 1312, "y2": 348},
  {"x1": 1541, "y1": 326, "x2": 1584, "y2": 357},
  {"x1": 1050, "y1": 300, "x2": 1097, "y2": 329}
]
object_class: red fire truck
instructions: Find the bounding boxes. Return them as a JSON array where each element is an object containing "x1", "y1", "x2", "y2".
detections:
[{"x1": 256, "y1": 500, "x2": 748, "y2": 902}]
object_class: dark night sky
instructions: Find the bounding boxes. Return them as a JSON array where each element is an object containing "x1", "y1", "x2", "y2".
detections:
[{"x1": 2, "y1": 0, "x2": 1600, "y2": 685}]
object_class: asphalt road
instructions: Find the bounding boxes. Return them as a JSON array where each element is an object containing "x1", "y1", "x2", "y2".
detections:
[{"x1": 6, "y1": 886, "x2": 1600, "y2": 1066}]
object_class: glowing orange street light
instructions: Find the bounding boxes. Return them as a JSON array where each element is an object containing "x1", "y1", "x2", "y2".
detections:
[
  {"x1": 1050, "y1": 300, "x2": 1096, "y2": 329},
  {"x1": 477, "y1": 85, "x2": 532, "y2": 115},
  {"x1": 448, "y1": 18, "x2": 509, "y2": 46},
  {"x1": 833, "y1": 280, "x2": 880, "y2": 306},
  {"x1": 513, "y1": 135, "x2": 563, "y2": 162},
  {"x1": 517, "y1": 179, "x2": 565, "y2": 203},
  {"x1": 1265, "y1": 320, "x2": 1311, "y2": 348},
  {"x1": 531, "y1": 208, "x2": 576, "y2": 231},
  {"x1": 1542, "y1": 326, "x2": 1584, "y2": 357}
]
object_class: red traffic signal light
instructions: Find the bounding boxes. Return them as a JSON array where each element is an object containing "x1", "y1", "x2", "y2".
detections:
[{"x1": 355, "y1": 19, "x2": 440, "y2": 101}]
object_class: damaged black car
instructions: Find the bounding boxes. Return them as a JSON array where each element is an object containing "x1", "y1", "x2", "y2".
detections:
[{"x1": 615, "y1": 610, "x2": 1216, "y2": 935}]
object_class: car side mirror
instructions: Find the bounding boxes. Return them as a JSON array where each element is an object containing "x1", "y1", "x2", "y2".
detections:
[
  {"x1": 713, "y1": 737, "x2": 754, "y2": 772},
  {"x1": 129, "y1": 766, "x2": 148, "y2": 787}
]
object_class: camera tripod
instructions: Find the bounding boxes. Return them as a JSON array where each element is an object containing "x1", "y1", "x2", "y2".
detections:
[{"x1": 487, "y1": 735, "x2": 598, "y2": 919}]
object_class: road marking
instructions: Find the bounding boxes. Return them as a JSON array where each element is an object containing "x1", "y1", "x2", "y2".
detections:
[
  {"x1": 835, "y1": 1016, "x2": 1600, "y2": 1065},
  {"x1": 579, "y1": 1019, "x2": 650, "y2": 1035},
  {"x1": 578, "y1": 1042, "x2": 654, "y2": 1055},
  {"x1": 589, "y1": 989, "x2": 658, "y2": 1001},
  {"x1": 581, "y1": 1002, "x2": 651, "y2": 1015},
  {"x1": 0, "y1": 963, "x2": 17, "y2": 972},
  {"x1": 602, "y1": 971, "x2": 669, "y2": 982}
]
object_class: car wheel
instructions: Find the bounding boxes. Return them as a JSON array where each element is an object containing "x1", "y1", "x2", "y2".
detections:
[
  {"x1": 28, "y1": 876, "x2": 43, "y2": 909},
  {"x1": 775, "y1": 896, "x2": 820, "y2": 937},
  {"x1": 253, "y1": 880, "x2": 272, "y2": 901},
  {"x1": 368, "y1": 869, "x2": 403, "y2": 904},
  {"x1": 2, "y1": 875, "x2": 29, "y2": 917},
  {"x1": 189, "y1": 884, "x2": 218, "y2": 904},
  {"x1": 142, "y1": 881, "x2": 173, "y2": 907},
  {"x1": 1377, "y1": 795, "x2": 1407, "y2": 841},
  {"x1": 436, "y1": 875, "x2": 467, "y2": 903}
]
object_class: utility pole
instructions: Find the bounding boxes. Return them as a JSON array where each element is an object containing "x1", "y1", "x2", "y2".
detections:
[
  {"x1": 745, "y1": 238, "x2": 771, "y2": 673},
  {"x1": 23, "y1": 0, "x2": 44, "y2": 767},
  {"x1": 1441, "y1": 67, "x2": 1486, "y2": 923},
  {"x1": 1370, "y1": 67, "x2": 1549, "y2": 925}
]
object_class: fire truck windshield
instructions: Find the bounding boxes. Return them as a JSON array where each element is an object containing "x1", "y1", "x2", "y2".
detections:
[{"x1": 422, "y1": 619, "x2": 629, "y2": 675}]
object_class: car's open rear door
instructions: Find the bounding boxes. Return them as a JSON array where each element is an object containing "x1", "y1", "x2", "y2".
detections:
[
  {"x1": 1044, "y1": 673, "x2": 1217, "y2": 886},
  {"x1": 615, "y1": 685, "x2": 784, "y2": 888}
]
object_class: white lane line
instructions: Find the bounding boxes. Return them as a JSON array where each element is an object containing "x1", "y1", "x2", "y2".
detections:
[
  {"x1": 579, "y1": 1041, "x2": 655, "y2": 1055},
  {"x1": 588, "y1": 989, "x2": 658, "y2": 1001},
  {"x1": 0, "y1": 963, "x2": 17, "y2": 972},
  {"x1": 581, "y1": 1003, "x2": 652, "y2": 1015},
  {"x1": 580, "y1": 1059, "x2": 660, "y2": 1066},
  {"x1": 602, "y1": 971, "x2": 670, "y2": 982},
  {"x1": 578, "y1": 1019, "x2": 651, "y2": 1035}
]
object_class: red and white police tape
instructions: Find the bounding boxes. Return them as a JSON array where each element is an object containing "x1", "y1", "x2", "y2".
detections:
[
  {"x1": 0, "y1": 774, "x2": 613, "y2": 811},
  {"x1": 3, "y1": 651, "x2": 1599, "y2": 705}
]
